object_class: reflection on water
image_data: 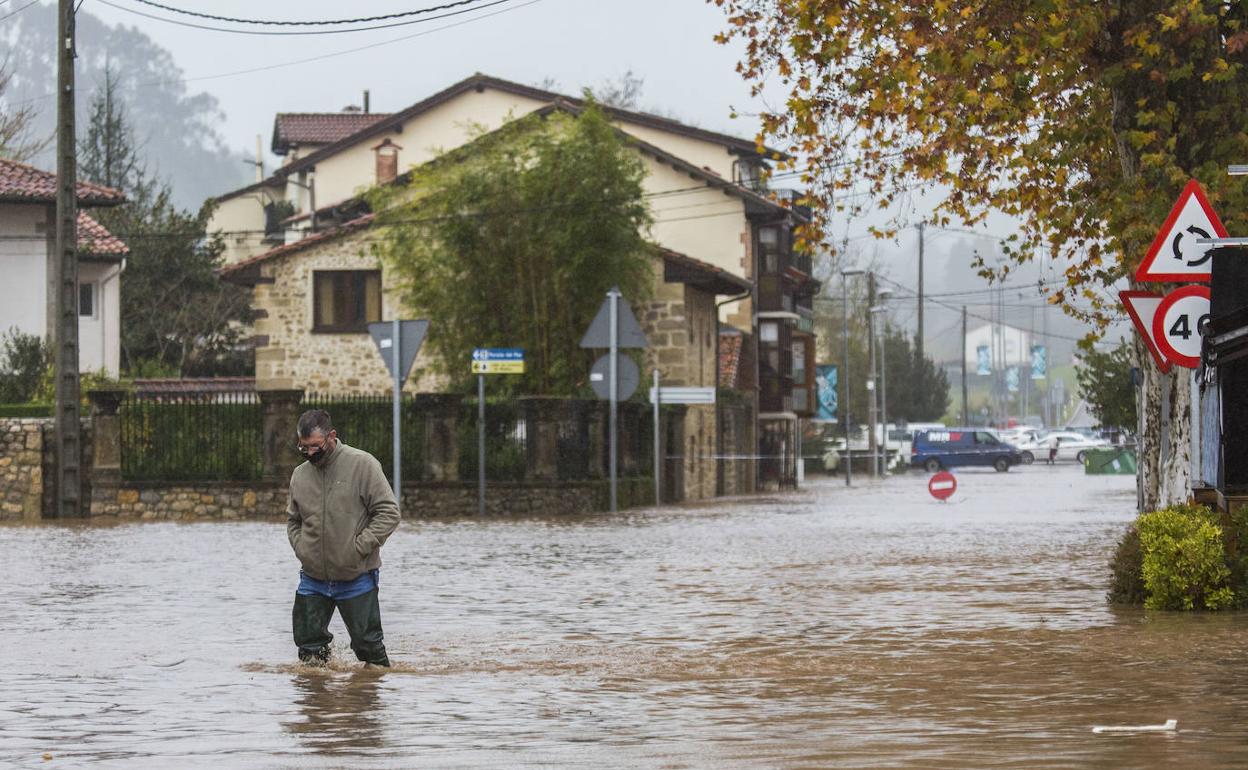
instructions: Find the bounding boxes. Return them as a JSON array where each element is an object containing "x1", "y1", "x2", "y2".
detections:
[
  {"x1": 285, "y1": 669, "x2": 386, "y2": 756},
  {"x1": 2, "y1": 465, "x2": 1245, "y2": 767}
]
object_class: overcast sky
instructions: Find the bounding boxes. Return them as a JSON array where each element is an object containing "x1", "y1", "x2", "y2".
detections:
[
  {"x1": 77, "y1": 0, "x2": 1118, "y2": 355},
  {"x1": 83, "y1": 0, "x2": 765, "y2": 163}
]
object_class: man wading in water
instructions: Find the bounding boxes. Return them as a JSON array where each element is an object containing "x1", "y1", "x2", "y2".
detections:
[{"x1": 287, "y1": 409, "x2": 400, "y2": 667}]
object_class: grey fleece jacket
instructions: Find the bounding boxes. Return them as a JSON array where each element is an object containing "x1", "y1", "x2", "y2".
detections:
[{"x1": 286, "y1": 441, "x2": 400, "y2": 581}]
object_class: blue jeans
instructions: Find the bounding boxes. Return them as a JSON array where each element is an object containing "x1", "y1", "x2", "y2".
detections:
[{"x1": 296, "y1": 569, "x2": 378, "y2": 600}]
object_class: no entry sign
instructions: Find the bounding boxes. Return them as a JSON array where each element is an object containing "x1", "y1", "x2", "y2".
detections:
[{"x1": 928, "y1": 471, "x2": 957, "y2": 501}]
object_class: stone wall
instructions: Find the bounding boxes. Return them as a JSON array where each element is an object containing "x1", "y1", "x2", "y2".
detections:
[
  {"x1": 252, "y1": 229, "x2": 444, "y2": 395},
  {"x1": 641, "y1": 273, "x2": 721, "y2": 500},
  {"x1": 84, "y1": 478, "x2": 654, "y2": 519},
  {"x1": 90, "y1": 481, "x2": 289, "y2": 518},
  {"x1": 0, "y1": 418, "x2": 44, "y2": 520}
]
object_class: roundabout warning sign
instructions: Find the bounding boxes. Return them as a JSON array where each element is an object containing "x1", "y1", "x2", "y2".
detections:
[{"x1": 1122, "y1": 179, "x2": 1222, "y2": 370}]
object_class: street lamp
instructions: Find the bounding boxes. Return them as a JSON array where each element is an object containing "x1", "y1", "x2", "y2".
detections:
[
  {"x1": 870, "y1": 291, "x2": 892, "y2": 476},
  {"x1": 840, "y1": 269, "x2": 864, "y2": 486}
]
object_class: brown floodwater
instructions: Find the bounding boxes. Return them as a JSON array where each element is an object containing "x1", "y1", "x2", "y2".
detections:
[{"x1": 2, "y1": 463, "x2": 1245, "y2": 768}]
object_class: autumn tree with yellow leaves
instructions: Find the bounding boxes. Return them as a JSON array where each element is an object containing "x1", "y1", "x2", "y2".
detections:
[{"x1": 712, "y1": 0, "x2": 1248, "y2": 507}]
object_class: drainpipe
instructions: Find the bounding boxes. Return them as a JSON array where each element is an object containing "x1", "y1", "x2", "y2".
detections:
[{"x1": 715, "y1": 288, "x2": 752, "y2": 496}]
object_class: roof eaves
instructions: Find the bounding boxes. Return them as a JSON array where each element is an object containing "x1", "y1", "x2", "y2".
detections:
[{"x1": 218, "y1": 213, "x2": 376, "y2": 284}]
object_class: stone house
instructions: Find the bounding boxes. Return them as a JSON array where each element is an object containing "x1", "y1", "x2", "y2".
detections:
[
  {"x1": 0, "y1": 158, "x2": 127, "y2": 377},
  {"x1": 211, "y1": 74, "x2": 818, "y2": 490}
]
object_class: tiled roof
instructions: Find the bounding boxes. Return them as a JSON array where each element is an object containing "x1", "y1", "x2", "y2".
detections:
[
  {"x1": 219, "y1": 213, "x2": 376, "y2": 284},
  {"x1": 132, "y1": 377, "x2": 255, "y2": 395},
  {"x1": 656, "y1": 245, "x2": 752, "y2": 295},
  {"x1": 77, "y1": 213, "x2": 128, "y2": 258},
  {"x1": 272, "y1": 112, "x2": 392, "y2": 154},
  {"x1": 276, "y1": 73, "x2": 787, "y2": 179},
  {"x1": 0, "y1": 158, "x2": 125, "y2": 206}
]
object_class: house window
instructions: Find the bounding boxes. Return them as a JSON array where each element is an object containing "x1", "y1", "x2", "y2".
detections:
[
  {"x1": 78, "y1": 282, "x2": 95, "y2": 318},
  {"x1": 313, "y1": 270, "x2": 381, "y2": 333},
  {"x1": 758, "y1": 225, "x2": 781, "y2": 275}
]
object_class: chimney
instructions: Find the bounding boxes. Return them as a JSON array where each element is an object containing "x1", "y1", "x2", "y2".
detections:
[
  {"x1": 373, "y1": 138, "x2": 401, "y2": 185},
  {"x1": 363, "y1": 89, "x2": 370, "y2": 114}
]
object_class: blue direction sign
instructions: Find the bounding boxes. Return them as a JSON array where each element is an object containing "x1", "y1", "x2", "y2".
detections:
[{"x1": 472, "y1": 348, "x2": 525, "y2": 374}]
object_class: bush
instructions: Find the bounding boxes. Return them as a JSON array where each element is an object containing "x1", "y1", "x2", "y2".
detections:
[
  {"x1": 0, "y1": 328, "x2": 48, "y2": 403},
  {"x1": 1138, "y1": 503, "x2": 1233, "y2": 610},
  {"x1": 1107, "y1": 524, "x2": 1145, "y2": 606}
]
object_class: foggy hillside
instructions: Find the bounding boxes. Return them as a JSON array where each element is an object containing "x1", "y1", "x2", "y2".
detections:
[{"x1": 0, "y1": 2, "x2": 247, "y2": 211}]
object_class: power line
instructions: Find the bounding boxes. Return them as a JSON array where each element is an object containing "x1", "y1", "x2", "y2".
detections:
[
  {"x1": 873, "y1": 273, "x2": 1112, "y2": 346},
  {"x1": 15, "y1": 0, "x2": 545, "y2": 107},
  {"x1": 123, "y1": 0, "x2": 495, "y2": 26},
  {"x1": 95, "y1": 0, "x2": 516, "y2": 36},
  {"x1": 0, "y1": 0, "x2": 40, "y2": 22}
]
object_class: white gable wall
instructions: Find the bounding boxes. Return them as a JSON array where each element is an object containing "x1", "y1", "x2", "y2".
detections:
[{"x1": 0, "y1": 205, "x2": 49, "y2": 342}]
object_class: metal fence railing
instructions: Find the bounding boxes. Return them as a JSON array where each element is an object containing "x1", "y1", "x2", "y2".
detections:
[
  {"x1": 118, "y1": 391, "x2": 662, "y2": 485},
  {"x1": 457, "y1": 399, "x2": 527, "y2": 482},
  {"x1": 120, "y1": 391, "x2": 264, "y2": 481},
  {"x1": 303, "y1": 393, "x2": 426, "y2": 483}
]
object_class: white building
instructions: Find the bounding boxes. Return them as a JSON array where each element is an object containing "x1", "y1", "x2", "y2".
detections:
[
  {"x1": 963, "y1": 322, "x2": 1031, "y2": 370},
  {"x1": 0, "y1": 159, "x2": 127, "y2": 376}
]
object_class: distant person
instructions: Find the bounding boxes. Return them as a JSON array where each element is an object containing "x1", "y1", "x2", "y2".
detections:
[
  {"x1": 1047, "y1": 434, "x2": 1059, "y2": 465},
  {"x1": 286, "y1": 409, "x2": 400, "y2": 667}
]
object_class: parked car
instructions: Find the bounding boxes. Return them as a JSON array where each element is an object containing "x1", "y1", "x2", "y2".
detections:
[
  {"x1": 1048, "y1": 431, "x2": 1110, "y2": 463},
  {"x1": 910, "y1": 428, "x2": 1023, "y2": 472}
]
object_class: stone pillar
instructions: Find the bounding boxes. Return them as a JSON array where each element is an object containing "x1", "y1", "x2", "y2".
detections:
[
  {"x1": 416, "y1": 393, "x2": 461, "y2": 481},
  {"x1": 260, "y1": 389, "x2": 304, "y2": 482},
  {"x1": 87, "y1": 389, "x2": 126, "y2": 486},
  {"x1": 521, "y1": 397, "x2": 584, "y2": 482}
]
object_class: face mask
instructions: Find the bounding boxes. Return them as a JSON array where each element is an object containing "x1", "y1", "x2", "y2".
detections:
[{"x1": 299, "y1": 434, "x2": 333, "y2": 464}]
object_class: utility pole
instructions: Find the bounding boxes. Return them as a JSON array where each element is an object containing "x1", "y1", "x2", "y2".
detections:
[
  {"x1": 916, "y1": 220, "x2": 925, "y2": 360},
  {"x1": 961, "y1": 306, "x2": 969, "y2": 426},
  {"x1": 866, "y1": 272, "x2": 878, "y2": 477},
  {"x1": 54, "y1": 0, "x2": 81, "y2": 518}
]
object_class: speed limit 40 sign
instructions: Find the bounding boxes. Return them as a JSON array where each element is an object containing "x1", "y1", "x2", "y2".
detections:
[{"x1": 1152, "y1": 285, "x2": 1210, "y2": 369}]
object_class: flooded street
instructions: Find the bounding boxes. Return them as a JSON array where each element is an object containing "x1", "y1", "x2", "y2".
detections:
[{"x1": 4, "y1": 464, "x2": 1248, "y2": 768}]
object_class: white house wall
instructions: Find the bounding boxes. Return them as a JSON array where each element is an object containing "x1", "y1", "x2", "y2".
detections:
[
  {"x1": 77, "y1": 261, "x2": 122, "y2": 377},
  {"x1": 963, "y1": 323, "x2": 1031, "y2": 368},
  {"x1": 0, "y1": 205, "x2": 48, "y2": 342},
  {"x1": 642, "y1": 155, "x2": 751, "y2": 324}
]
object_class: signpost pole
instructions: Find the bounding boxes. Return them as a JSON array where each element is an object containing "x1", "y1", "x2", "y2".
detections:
[
  {"x1": 478, "y1": 373, "x2": 486, "y2": 515},
  {"x1": 609, "y1": 289, "x2": 619, "y2": 513},
  {"x1": 391, "y1": 318, "x2": 401, "y2": 505},
  {"x1": 653, "y1": 368, "x2": 660, "y2": 507}
]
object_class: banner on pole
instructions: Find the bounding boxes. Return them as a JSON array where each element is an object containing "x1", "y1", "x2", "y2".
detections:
[
  {"x1": 815, "y1": 364, "x2": 838, "y2": 422},
  {"x1": 1030, "y1": 345, "x2": 1047, "y2": 379},
  {"x1": 976, "y1": 345, "x2": 991, "y2": 375},
  {"x1": 1006, "y1": 366, "x2": 1019, "y2": 392}
]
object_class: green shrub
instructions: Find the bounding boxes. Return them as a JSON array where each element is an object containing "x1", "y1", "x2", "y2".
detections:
[
  {"x1": 1138, "y1": 503, "x2": 1234, "y2": 610},
  {"x1": 0, "y1": 328, "x2": 48, "y2": 403},
  {"x1": 1107, "y1": 524, "x2": 1145, "y2": 605},
  {"x1": 0, "y1": 403, "x2": 53, "y2": 418}
]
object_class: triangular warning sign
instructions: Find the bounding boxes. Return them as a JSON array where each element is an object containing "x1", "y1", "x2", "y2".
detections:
[
  {"x1": 1120, "y1": 290, "x2": 1171, "y2": 373},
  {"x1": 579, "y1": 287, "x2": 648, "y2": 349},
  {"x1": 1135, "y1": 179, "x2": 1227, "y2": 283}
]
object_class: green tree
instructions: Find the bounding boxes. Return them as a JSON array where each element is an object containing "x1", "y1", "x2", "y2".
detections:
[
  {"x1": 712, "y1": 0, "x2": 1248, "y2": 508},
  {"x1": 0, "y1": 328, "x2": 48, "y2": 403},
  {"x1": 1077, "y1": 341, "x2": 1136, "y2": 432},
  {"x1": 370, "y1": 104, "x2": 653, "y2": 395},
  {"x1": 881, "y1": 325, "x2": 950, "y2": 422},
  {"x1": 79, "y1": 76, "x2": 252, "y2": 376}
]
